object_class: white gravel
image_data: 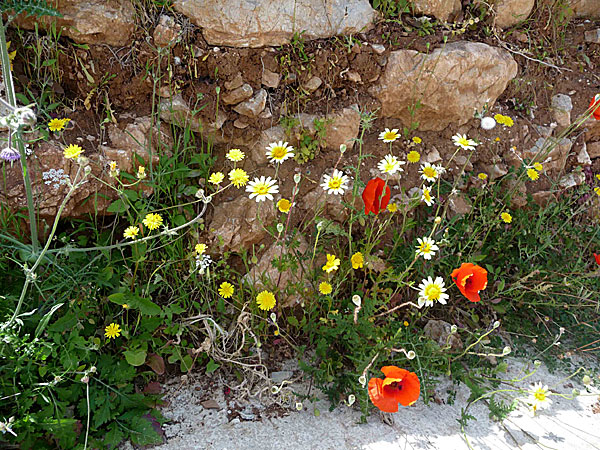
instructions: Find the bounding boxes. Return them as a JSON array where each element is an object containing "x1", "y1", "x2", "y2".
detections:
[{"x1": 150, "y1": 357, "x2": 599, "y2": 450}]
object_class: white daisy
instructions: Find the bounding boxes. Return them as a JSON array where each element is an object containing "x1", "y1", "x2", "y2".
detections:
[
  {"x1": 420, "y1": 162, "x2": 440, "y2": 182},
  {"x1": 266, "y1": 141, "x2": 294, "y2": 163},
  {"x1": 246, "y1": 176, "x2": 279, "y2": 202},
  {"x1": 452, "y1": 133, "x2": 479, "y2": 150},
  {"x1": 421, "y1": 185, "x2": 435, "y2": 206},
  {"x1": 415, "y1": 237, "x2": 439, "y2": 260},
  {"x1": 377, "y1": 154, "x2": 405, "y2": 175},
  {"x1": 527, "y1": 382, "x2": 552, "y2": 415},
  {"x1": 417, "y1": 276, "x2": 449, "y2": 308},
  {"x1": 321, "y1": 169, "x2": 349, "y2": 195},
  {"x1": 378, "y1": 128, "x2": 400, "y2": 143}
]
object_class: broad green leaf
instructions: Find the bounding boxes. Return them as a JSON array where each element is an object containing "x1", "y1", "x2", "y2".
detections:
[{"x1": 124, "y1": 349, "x2": 147, "y2": 367}]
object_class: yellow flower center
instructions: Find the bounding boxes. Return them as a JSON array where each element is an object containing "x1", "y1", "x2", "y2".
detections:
[
  {"x1": 328, "y1": 178, "x2": 342, "y2": 189},
  {"x1": 423, "y1": 167, "x2": 437, "y2": 178},
  {"x1": 255, "y1": 184, "x2": 269, "y2": 195},
  {"x1": 419, "y1": 243, "x2": 431, "y2": 253},
  {"x1": 271, "y1": 146, "x2": 286, "y2": 159},
  {"x1": 384, "y1": 132, "x2": 397, "y2": 140},
  {"x1": 424, "y1": 284, "x2": 441, "y2": 300},
  {"x1": 423, "y1": 191, "x2": 431, "y2": 202},
  {"x1": 534, "y1": 390, "x2": 546, "y2": 402}
]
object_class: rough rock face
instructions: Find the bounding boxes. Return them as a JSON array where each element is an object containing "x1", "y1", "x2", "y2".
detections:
[
  {"x1": 411, "y1": 0, "x2": 462, "y2": 22},
  {"x1": 493, "y1": 0, "x2": 535, "y2": 28},
  {"x1": 244, "y1": 235, "x2": 312, "y2": 308},
  {"x1": 569, "y1": 0, "x2": 600, "y2": 18},
  {"x1": 1, "y1": 117, "x2": 169, "y2": 219},
  {"x1": 13, "y1": 0, "x2": 136, "y2": 47},
  {"x1": 209, "y1": 195, "x2": 277, "y2": 252},
  {"x1": 371, "y1": 41, "x2": 518, "y2": 131},
  {"x1": 2, "y1": 142, "x2": 114, "y2": 218},
  {"x1": 172, "y1": 0, "x2": 376, "y2": 47},
  {"x1": 159, "y1": 94, "x2": 227, "y2": 141}
]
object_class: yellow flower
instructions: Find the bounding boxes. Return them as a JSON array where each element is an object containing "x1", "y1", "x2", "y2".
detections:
[
  {"x1": 407, "y1": 150, "x2": 421, "y2": 163},
  {"x1": 143, "y1": 213, "x2": 163, "y2": 230},
  {"x1": 195, "y1": 243, "x2": 207, "y2": 255},
  {"x1": 595, "y1": 174, "x2": 600, "y2": 182},
  {"x1": 109, "y1": 161, "x2": 118, "y2": 172},
  {"x1": 412, "y1": 136, "x2": 422, "y2": 144},
  {"x1": 137, "y1": 166, "x2": 146, "y2": 179},
  {"x1": 594, "y1": 187, "x2": 600, "y2": 197},
  {"x1": 63, "y1": 144, "x2": 84, "y2": 159},
  {"x1": 533, "y1": 162, "x2": 543, "y2": 171},
  {"x1": 277, "y1": 198, "x2": 292, "y2": 213},
  {"x1": 495, "y1": 137, "x2": 501, "y2": 142},
  {"x1": 122, "y1": 304, "x2": 129, "y2": 309},
  {"x1": 501, "y1": 212, "x2": 512, "y2": 223},
  {"x1": 6, "y1": 41, "x2": 16, "y2": 70},
  {"x1": 123, "y1": 226, "x2": 139, "y2": 239},
  {"x1": 266, "y1": 141, "x2": 294, "y2": 163},
  {"x1": 104, "y1": 323, "x2": 121, "y2": 339},
  {"x1": 226, "y1": 148, "x2": 245, "y2": 162},
  {"x1": 387, "y1": 203, "x2": 398, "y2": 213},
  {"x1": 351, "y1": 252, "x2": 364, "y2": 270},
  {"x1": 218, "y1": 281, "x2": 234, "y2": 298},
  {"x1": 322, "y1": 253, "x2": 340, "y2": 273},
  {"x1": 229, "y1": 168, "x2": 249, "y2": 188},
  {"x1": 319, "y1": 282, "x2": 332, "y2": 295},
  {"x1": 403, "y1": 321, "x2": 409, "y2": 327},
  {"x1": 378, "y1": 128, "x2": 400, "y2": 143},
  {"x1": 526, "y1": 168, "x2": 539, "y2": 181},
  {"x1": 48, "y1": 118, "x2": 70, "y2": 132},
  {"x1": 256, "y1": 290, "x2": 276, "y2": 311},
  {"x1": 209, "y1": 172, "x2": 224, "y2": 185},
  {"x1": 478, "y1": 173, "x2": 488, "y2": 180},
  {"x1": 494, "y1": 114, "x2": 514, "y2": 127}
]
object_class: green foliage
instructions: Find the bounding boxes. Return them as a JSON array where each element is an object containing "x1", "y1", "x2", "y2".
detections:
[
  {"x1": 371, "y1": 0, "x2": 411, "y2": 18},
  {"x1": 0, "y1": 0, "x2": 61, "y2": 19}
]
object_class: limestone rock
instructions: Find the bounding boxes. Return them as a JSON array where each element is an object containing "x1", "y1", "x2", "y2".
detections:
[
  {"x1": 532, "y1": 190, "x2": 556, "y2": 207},
  {"x1": 584, "y1": 29, "x2": 600, "y2": 44},
  {"x1": 569, "y1": 0, "x2": 600, "y2": 18},
  {"x1": 371, "y1": 41, "x2": 518, "y2": 131},
  {"x1": 550, "y1": 94, "x2": 573, "y2": 128},
  {"x1": 300, "y1": 187, "x2": 352, "y2": 223},
  {"x1": 173, "y1": 0, "x2": 376, "y2": 47},
  {"x1": 523, "y1": 137, "x2": 572, "y2": 171},
  {"x1": 244, "y1": 236, "x2": 311, "y2": 308},
  {"x1": 13, "y1": 0, "x2": 136, "y2": 47},
  {"x1": 2, "y1": 142, "x2": 113, "y2": 218},
  {"x1": 587, "y1": 142, "x2": 600, "y2": 159},
  {"x1": 577, "y1": 143, "x2": 592, "y2": 165},
  {"x1": 159, "y1": 94, "x2": 227, "y2": 137},
  {"x1": 448, "y1": 194, "x2": 472, "y2": 217},
  {"x1": 559, "y1": 171, "x2": 585, "y2": 189},
  {"x1": 222, "y1": 84, "x2": 253, "y2": 105},
  {"x1": 233, "y1": 89, "x2": 267, "y2": 117},
  {"x1": 411, "y1": 0, "x2": 461, "y2": 22},
  {"x1": 303, "y1": 76, "x2": 322, "y2": 93},
  {"x1": 262, "y1": 69, "x2": 281, "y2": 88},
  {"x1": 423, "y1": 320, "x2": 463, "y2": 351},
  {"x1": 493, "y1": 0, "x2": 535, "y2": 28},
  {"x1": 209, "y1": 195, "x2": 277, "y2": 252},
  {"x1": 153, "y1": 15, "x2": 182, "y2": 47},
  {"x1": 107, "y1": 116, "x2": 173, "y2": 171}
]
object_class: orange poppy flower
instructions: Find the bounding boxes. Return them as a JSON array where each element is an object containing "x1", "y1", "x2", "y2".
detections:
[
  {"x1": 368, "y1": 366, "x2": 420, "y2": 413},
  {"x1": 594, "y1": 253, "x2": 600, "y2": 265},
  {"x1": 590, "y1": 95, "x2": 600, "y2": 121},
  {"x1": 451, "y1": 263, "x2": 488, "y2": 302},
  {"x1": 362, "y1": 177, "x2": 391, "y2": 215}
]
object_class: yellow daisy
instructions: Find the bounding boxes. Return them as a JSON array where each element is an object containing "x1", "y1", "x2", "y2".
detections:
[
  {"x1": 48, "y1": 118, "x2": 70, "y2": 132},
  {"x1": 407, "y1": 150, "x2": 421, "y2": 163},
  {"x1": 387, "y1": 203, "x2": 398, "y2": 213},
  {"x1": 351, "y1": 252, "x2": 364, "y2": 270},
  {"x1": 63, "y1": 144, "x2": 84, "y2": 159},
  {"x1": 195, "y1": 243, "x2": 207, "y2": 255},
  {"x1": 229, "y1": 168, "x2": 249, "y2": 188},
  {"x1": 501, "y1": 212, "x2": 512, "y2": 223},
  {"x1": 123, "y1": 226, "x2": 139, "y2": 239},
  {"x1": 143, "y1": 213, "x2": 163, "y2": 230},
  {"x1": 319, "y1": 282, "x2": 333, "y2": 295},
  {"x1": 478, "y1": 173, "x2": 488, "y2": 180},
  {"x1": 209, "y1": 172, "x2": 225, "y2": 185},
  {"x1": 256, "y1": 290, "x2": 276, "y2": 311},
  {"x1": 104, "y1": 323, "x2": 121, "y2": 339},
  {"x1": 527, "y1": 168, "x2": 539, "y2": 181},
  {"x1": 226, "y1": 148, "x2": 245, "y2": 162},
  {"x1": 218, "y1": 282, "x2": 234, "y2": 298},
  {"x1": 322, "y1": 254, "x2": 341, "y2": 273},
  {"x1": 277, "y1": 198, "x2": 292, "y2": 213}
]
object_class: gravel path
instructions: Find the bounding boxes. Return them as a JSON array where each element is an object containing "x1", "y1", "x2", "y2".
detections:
[{"x1": 148, "y1": 358, "x2": 599, "y2": 450}]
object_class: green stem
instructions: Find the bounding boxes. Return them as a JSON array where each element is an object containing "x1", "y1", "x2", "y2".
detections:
[{"x1": 0, "y1": 17, "x2": 39, "y2": 253}]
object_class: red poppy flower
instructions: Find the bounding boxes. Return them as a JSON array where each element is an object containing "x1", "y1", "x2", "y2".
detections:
[
  {"x1": 362, "y1": 177, "x2": 390, "y2": 215},
  {"x1": 368, "y1": 366, "x2": 420, "y2": 413},
  {"x1": 594, "y1": 253, "x2": 600, "y2": 266},
  {"x1": 590, "y1": 95, "x2": 600, "y2": 121},
  {"x1": 451, "y1": 263, "x2": 488, "y2": 302}
]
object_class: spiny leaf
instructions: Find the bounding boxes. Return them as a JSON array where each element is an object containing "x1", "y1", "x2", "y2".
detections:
[{"x1": 0, "y1": 0, "x2": 62, "y2": 18}]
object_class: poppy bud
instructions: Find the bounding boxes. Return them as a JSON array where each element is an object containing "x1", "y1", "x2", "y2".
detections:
[{"x1": 362, "y1": 177, "x2": 390, "y2": 215}]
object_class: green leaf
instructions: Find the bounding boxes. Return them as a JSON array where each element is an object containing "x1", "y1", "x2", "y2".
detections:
[
  {"x1": 124, "y1": 189, "x2": 139, "y2": 201},
  {"x1": 35, "y1": 303, "x2": 63, "y2": 338},
  {"x1": 133, "y1": 297, "x2": 161, "y2": 316},
  {"x1": 180, "y1": 354, "x2": 193, "y2": 372},
  {"x1": 129, "y1": 416, "x2": 162, "y2": 445},
  {"x1": 106, "y1": 198, "x2": 128, "y2": 213},
  {"x1": 108, "y1": 292, "x2": 127, "y2": 304},
  {"x1": 124, "y1": 349, "x2": 147, "y2": 367},
  {"x1": 206, "y1": 359, "x2": 219, "y2": 374},
  {"x1": 287, "y1": 316, "x2": 299, "y2": 327},
  {"x1": 94, "y1": 398, "x2": 112, "y2": 428}
]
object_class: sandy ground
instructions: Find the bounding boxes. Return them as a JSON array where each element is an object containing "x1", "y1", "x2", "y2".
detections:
[{"x1": 147, "y1": 357, "x2": 600, "y2": 450}]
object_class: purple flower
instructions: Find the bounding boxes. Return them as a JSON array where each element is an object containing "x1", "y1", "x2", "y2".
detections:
[{"x1": 0, "y1": 147, "x2": 20, "y2": 162}]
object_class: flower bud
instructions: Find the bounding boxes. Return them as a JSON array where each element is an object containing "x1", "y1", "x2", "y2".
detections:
[
  {"x1": 294, "y1": 173, "x2": 301, "y2": 184},
  {"x1": 296, "y1": 402, "x2": 303, "y2": 411},
  {"x1": 434, "y1": 216, "x2": 442, "y2": 224},
  {"x1": 582, "y1": 375, "x2": 591, "y2": 386},
  {"x1": 270, "y1": 312, "x2": 277, "y2": 322},
  {"x1": 277, "y1": 223, "x2": 284, "y2": 233},
  {"x1": 502, "y1": 346, "x2": 511, "y2": 355},
  {"x1": 81, "y1": 375, "x2": 89, "y2": 384},
  {"x1": 450, "y1": 325, "x2": 458, "y2": 334},
  {"x1": 358, "y1": 375, "x2": 366, "y2": 387},
  {"x1": 493, "y1": 320, "x2": 501, "y2": 329},
  {"x1": 339, "y1": 144, "x2": 347, "y2": 154},
  {"x1": 352, "y1": 295, "x2": 361, "y2": 307},
  {"x1": 406, "y1": 350, "x2": 416, "y2": 360},
  {"x1": 347, "y1": 394, "x2": 356, "y2": 406}
]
